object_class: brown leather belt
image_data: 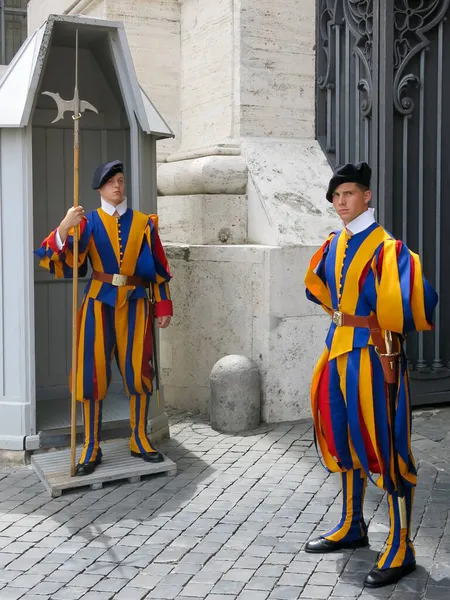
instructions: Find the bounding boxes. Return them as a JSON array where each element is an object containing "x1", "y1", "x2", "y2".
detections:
[
  {"x1": 331, "y1": 311, "x2": 371, "y2": 328},
  {"x1": 92, "y1": 270, "x2": 146, "y2": 288},
  {"x1": 332, "y1": 310, "x2": 399, "y2": 384}
]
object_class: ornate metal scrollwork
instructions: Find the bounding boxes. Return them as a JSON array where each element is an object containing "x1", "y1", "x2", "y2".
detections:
[
  {"x1": 317, "y1": 0, "x2": 341, "y2": 91},
  {"x1": 343, "y1": 0, "x2": 374, "y2": 117},
  {"x1": 357, "y1": 78, "x2": 372, "y2": 118},
  {"x1": 318, "y1": 1, "x2": 450, "y2": 118},
  {"x1": 317, "y1": 0, "x2": 374, "y2": 116},
  {"x1": 393, "y1": 0, "x2": 450, "y2": 114}
]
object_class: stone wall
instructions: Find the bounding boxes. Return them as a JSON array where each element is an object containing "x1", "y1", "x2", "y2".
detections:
[
  {"x1": 107, "y1": 1, "x2": 181, "y2": 159},
  {"x1": 240, "y1": 0, "x2": 316, "y2": 139},
  {"x1": 161, "y1": 243, "x2": 331, "y2": 422},
  {"x1": 158, "y1": 195, "x2": 248, "y2": 246},
  {"x1": 178, "y1": 0, "x2": 317, "y2": 146},
  {"x1": 28, "y1": 0, "x2": 74, "y2": 31},
  {"x1": 243, "y1": 138, "x2": 339, "y2": 246},
  {"x1": 153, "y1": 0, "x2": 338, "y2": 420},
  {"x1": 28, "y1": 0, "x2": 106, "y2": 31},
  {"x1": 179, "y1": 0, "x2": 237, "y2": 150}
]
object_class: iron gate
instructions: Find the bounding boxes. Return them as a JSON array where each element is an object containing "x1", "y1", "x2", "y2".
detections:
[{"x1": 316, "y1": 0, "x2": 450, "y2": 405}]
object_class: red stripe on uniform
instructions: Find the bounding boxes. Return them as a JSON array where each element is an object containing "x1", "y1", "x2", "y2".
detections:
[
  {"x1": 150, "y1": 218, "x2": 172, "y2": 276},
  {"x1": 359, "y1": 259, "x2": 372, "y2": 293},
  {"x1": 377, "y1": 245, "x2": 384, "y2": 279},
  {"x1": 318, "y1": 363, "x2": 339, "y2": 460},
  {"x1": 358, "y1": 399, "x2": 380, "y2": 473}
]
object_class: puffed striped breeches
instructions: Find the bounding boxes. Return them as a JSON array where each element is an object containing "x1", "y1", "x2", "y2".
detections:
[
  {"x1": 314, "y1": 348, "x2": 416, "y2": 570},
  {"x1": 73, "y1": 297, "x2": 153, "y2": 401},
  {"x1": 71, "y1": 297, "x2": 156, "y2": 464}
]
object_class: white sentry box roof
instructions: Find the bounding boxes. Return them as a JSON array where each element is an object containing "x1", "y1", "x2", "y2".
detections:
[{"x1": 0, "y1": 14, "x2": 173, "y2": 139}]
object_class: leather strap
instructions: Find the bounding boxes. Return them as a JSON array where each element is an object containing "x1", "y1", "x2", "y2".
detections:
[
  {"x1": 337, "y1": 313, "x2": 373, "y2": 328},
  {"x1": 92, "y1": 270, "x2": 146, "y2": 287},
  {"x1": 333, "y1": 311, "x2": 399, "y2": 384}
]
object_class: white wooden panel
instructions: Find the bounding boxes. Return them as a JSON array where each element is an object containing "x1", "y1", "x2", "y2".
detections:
[{"x1": 0, "y1": 128, "x2": 34, "y2": 445}]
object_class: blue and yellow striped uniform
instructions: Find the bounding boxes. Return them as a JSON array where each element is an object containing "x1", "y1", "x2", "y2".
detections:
[
  {"x1": 35, "y1": 208, "x2": 172, "y2": 465},
  {"x1": 305, "y1": 221, "x2": 437, "y2": 570}
]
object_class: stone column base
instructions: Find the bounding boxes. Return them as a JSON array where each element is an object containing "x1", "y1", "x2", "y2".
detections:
[
  {"x1": 158, "y1": 194, "x2": 247, "y2": 245},
  {"x1": 160, "y1": 243, "x2": 330, "y2": 423}
]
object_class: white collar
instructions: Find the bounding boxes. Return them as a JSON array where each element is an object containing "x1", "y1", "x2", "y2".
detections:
[
  {"x1": 344, "y1": 207, "x2": 376, "y2": 235},
  {"x1": 100, "y1": 196, "x2": 128, "y2": 217}
]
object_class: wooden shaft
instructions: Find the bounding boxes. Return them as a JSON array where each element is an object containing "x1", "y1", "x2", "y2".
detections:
[{"x1": 70, "y1": 125, "x2": 80, "y2": 477}]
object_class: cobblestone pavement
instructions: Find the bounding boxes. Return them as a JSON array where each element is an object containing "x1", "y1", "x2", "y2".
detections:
[{"x1": 0, "y1": 407, "x2": 449, "y2": 600}]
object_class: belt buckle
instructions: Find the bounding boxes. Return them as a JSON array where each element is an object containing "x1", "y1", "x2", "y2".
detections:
[
  {"x1": 111, "y1": 273, "x2": 128, "y2": 287},
  {"x1": 332, "y1": 310, "x2": 343, "y2": 327}
]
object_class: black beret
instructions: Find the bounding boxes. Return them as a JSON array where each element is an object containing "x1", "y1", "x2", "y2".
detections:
[
  {"x1": 326, "y1": 162, "x2": 371, "y2": 202},
  {"x1": 92, "y1": 160, "x2": 124, "y2": 190}
]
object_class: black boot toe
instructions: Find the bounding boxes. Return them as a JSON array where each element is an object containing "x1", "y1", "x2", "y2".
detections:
[
  {"x1": 364, "y1": 562, "x2": 416, "y2": 588},
  {"x1": 131, "y1": 449, "x2": 164, "y2": 463},
  {"x1": 75, "y1": 449, "x2": 102, "y2": 477},
  {"x1": 305, "y1": 535, "x2": 369, "y2": 553}
]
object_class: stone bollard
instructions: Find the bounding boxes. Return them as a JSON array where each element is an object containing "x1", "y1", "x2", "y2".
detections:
[{"x1": 209, "y1": 355, "x2": 261, "y2": 433}]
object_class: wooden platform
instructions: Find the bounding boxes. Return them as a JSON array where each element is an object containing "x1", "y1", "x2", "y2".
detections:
[{"x1": 31, "y1": 439, "x2": 177, "y2": 497}]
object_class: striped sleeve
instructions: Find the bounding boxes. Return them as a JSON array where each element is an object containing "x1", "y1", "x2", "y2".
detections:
[
  {"x1": 304, "y1": 232, "x2": 335, "y2": 315},
  {"x1": 149, "y1": 215, "x2": 173, "y2": 317},
  {"x1": 372, "y1": 239, "x2": 438, "y2": 333},
  {"x1": 34, "y1": 219, "x2": 91, "y2": 279}
]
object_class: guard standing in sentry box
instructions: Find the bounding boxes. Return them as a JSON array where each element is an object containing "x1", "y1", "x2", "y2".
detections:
[
  {"x1": 304, "y1": 162, "x2": 438, "y2": 588},
  {"x1": 35, "y1": 160, "x2": 173, "y2": 476}
]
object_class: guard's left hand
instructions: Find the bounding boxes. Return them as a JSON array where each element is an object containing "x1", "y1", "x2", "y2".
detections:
[{"x1": 158, "y1": 316, "x2": 171, "y2": 329}]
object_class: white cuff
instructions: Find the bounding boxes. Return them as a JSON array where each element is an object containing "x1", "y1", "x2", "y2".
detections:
[{"x1": 55, "y1": 229, "x2": 64, "y2": 251}]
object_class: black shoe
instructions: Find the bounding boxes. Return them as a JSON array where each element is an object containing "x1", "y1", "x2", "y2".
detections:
[
  {"x1": 131, "y1": 449, "x2": 164, "y2": 463},
  {"x1": 364, "y1": 562, "x2": 416, "y2": 588},
  {"x1": 305, "y1": 535, "x2": 369, "y2": 553},
  {"x1": 75, "y1": 449, "x2": 102, "y2": 476}
]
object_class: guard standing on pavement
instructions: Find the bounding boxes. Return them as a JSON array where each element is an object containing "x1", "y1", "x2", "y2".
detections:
[
  {"x1": 35, "y1": 160, "x2": 173, "y2": 476},
  {"x1": 304, "y1": 162, "x2": 438, "y2": 588}
]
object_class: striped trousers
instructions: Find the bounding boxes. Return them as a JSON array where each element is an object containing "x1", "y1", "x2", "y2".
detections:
[
  {"x1": 322, "y1": 469, "x2": 415, "y2": 570},
  {"x1": 315, "y1": 353, "x2": 416, "y2": 570},
  {"x1": 72, "y1": 297, "x2": 157, "y2": 465}
]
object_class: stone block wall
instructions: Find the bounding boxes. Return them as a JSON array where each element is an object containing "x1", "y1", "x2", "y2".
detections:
[
  {"x1": 107, "y1": 1, "x2": 181, "y2": 159},
  {"x1": 179, "y1": 0, "x2": 237, "y2": 149},
  {"x1": 28, "y1": 0, "x2": 75, "y2": 30},
  {"x1": 240, "y1": 0, "x2": 316, "y2": 139},
  {"x1": 161, "y1": 243, "x2": 330, "y2": 422}
]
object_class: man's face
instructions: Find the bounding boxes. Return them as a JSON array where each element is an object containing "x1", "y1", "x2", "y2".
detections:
[
  {"x1": 99, "y1": 172, "x2": 125, "y2": 205},
  {"x1": 332, "y1": 182, "x2": 371, "y2": 225}
]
